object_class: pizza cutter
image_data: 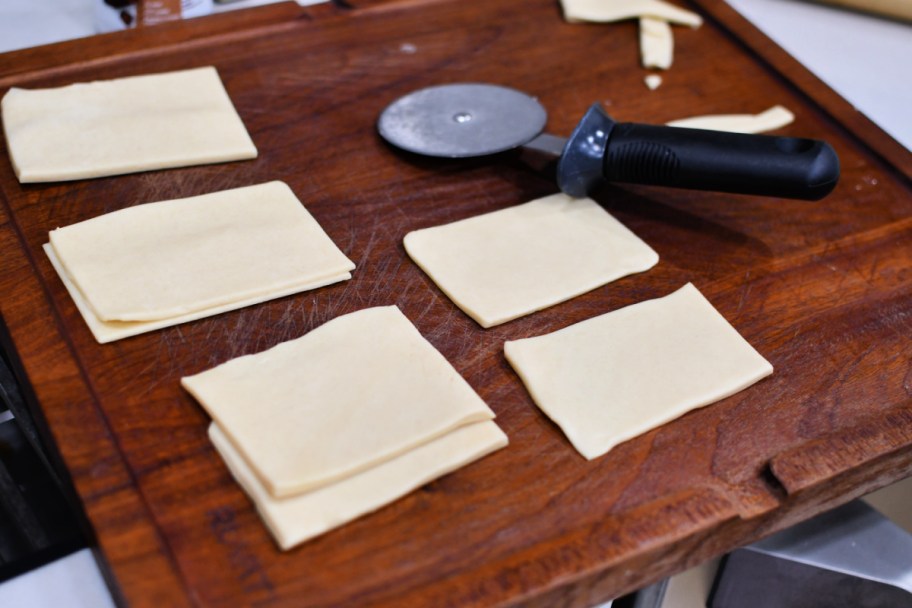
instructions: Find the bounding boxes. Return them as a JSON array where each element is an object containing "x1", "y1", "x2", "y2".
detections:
[{"x1": 377, "y1": 83, "x2": 840, "y2": 200}]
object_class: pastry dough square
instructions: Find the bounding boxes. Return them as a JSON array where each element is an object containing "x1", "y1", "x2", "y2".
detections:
[
  {"x1": 404, "y1": 193, "x2": 659, "y2": 328},
  {"x1": 182, "y1": 306, "x2": 496, "y2": 497},
  {"x1": 46, "y1": 181, "x2": 354, "y2": 343},
  {"x1": 209, "y1": 420, "x2": 507, "y2": 550},
  {"x1": 504, "y1": 283, "x2": 773, "y2": 460},
  {"x1": 1, "y1": 66, "x2": 257, "y2": 182}
]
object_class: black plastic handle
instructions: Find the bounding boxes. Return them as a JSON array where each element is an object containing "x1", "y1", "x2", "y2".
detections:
[{"x1": 557, "y1": 104, "x2": 840, "y2": 200}]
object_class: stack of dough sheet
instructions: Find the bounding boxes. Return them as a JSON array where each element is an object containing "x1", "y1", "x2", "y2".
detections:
[
  {"x1": 45, "y1": 181, "x2": 355, "y2": 343},
  {"x1": 505, "y1": 283, "x2": 773, "y2": 460},
  {"x1": 182, "y1": 306, "x2": 507, "y2": 550},
  {"x1": 1, "y1": 66, "x2": 257, "y2": 182},
  {"x1": 404, "y1": 193, "x2": 659, "y2": 328}
]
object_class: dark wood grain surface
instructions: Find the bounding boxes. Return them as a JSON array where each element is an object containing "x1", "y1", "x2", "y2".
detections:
[{"x1": 1, "y1": 1, "x2": 910, "y2": 605}]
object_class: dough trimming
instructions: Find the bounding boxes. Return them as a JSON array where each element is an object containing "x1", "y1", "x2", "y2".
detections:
[{"x1": 667, "y1": 106, "x2": 795, "y2": 134}]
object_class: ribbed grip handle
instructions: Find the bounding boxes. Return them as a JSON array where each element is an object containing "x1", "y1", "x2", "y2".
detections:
[
  {"x1": 604, "y1": 122, "x2": 840, "y2": 200},
  {"x1": 605, "y1": 140, "x2": 680, "y2": 183}
]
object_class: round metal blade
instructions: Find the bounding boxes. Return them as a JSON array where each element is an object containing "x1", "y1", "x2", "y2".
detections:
[{"x1": 378, "y1": 83, "x2": 548, "y2": 158}]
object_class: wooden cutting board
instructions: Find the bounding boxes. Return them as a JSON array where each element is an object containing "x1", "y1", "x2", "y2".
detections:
[{"x1": 1, "y1": 1, "x2": 910, "y2": 605}]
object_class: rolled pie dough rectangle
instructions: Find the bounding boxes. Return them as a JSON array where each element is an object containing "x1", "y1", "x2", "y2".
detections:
[
  {"x1": 504, "y1": 283, "x2": 773, "y2": 460},
  {"x1": 46, "y1": 181, "x2": 354, "y2": 343},
  {"x1": 210, "y1": 420, "x2": 507, "y2": 550},
  {"x1": 404, "y1": 193, "x2": 659, "y2": 328},
  {"x1": 182, "y1": 306, "x2": 496, "y2": 497},
  {"x1": 1, "y1": 66, "x2": 257, "y2": 182}
]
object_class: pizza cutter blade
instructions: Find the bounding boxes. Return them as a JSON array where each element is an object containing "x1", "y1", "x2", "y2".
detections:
[
  {"x1": 377, "y1": 83, "x2": 548, "y2": 158},
  {"x1": 378, "y1": 83, "x2": 840, "y2": 200}
]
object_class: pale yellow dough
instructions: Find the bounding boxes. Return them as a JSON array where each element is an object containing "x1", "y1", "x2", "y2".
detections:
[
  {"x1": 561, "y1": 0, "x2": 703, "y2": 27},
  {"x1": 640, "y1": 17, "x2": 674, "y2": 69},
  {"x1": 183, "y1": 306, "x2": 496, "y2": 497},
  {"x1": 210, "y1": 420, "x2": 507, "y2": 550},
  {"x1": 644, "y1": 74, "x2": 664, "y2": 90},
  {"x1": 46, "y1": 181, "x2": 354, "y2": 343},
  {"x1": 504, "y1": 283, "x2": 773, "y2": 460},
  {"x1": 1, "y1": 66, "x2": 257, "y2": 182},
  {"x1": 667, "y1": 105, "x2": 795, "y2": 134},
  {"x1": 45, "y1": 244, "x2": 349, "y2": 344},
  {"x1": 404, "y1": 193, "x2": 659, "y2": 328}
]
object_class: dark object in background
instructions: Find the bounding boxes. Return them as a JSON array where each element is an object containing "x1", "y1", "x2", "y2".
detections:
[
  {"x1": 613, "y1": 578, "x2": 669, "y2": 608},
  {"x1": 0, "y1": 340, "x2": 86, "y2": 583},
  {"x1": 709, "y1": 500, "x2": 912, "y2": 608}
]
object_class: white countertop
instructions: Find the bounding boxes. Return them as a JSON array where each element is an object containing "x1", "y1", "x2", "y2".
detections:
[
  {"x1": 726, "y1": 0, "x2": 912, "y2": 151},
  {"x1": 0, "y1": 549, "x2": 115, "y2": 608}
]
